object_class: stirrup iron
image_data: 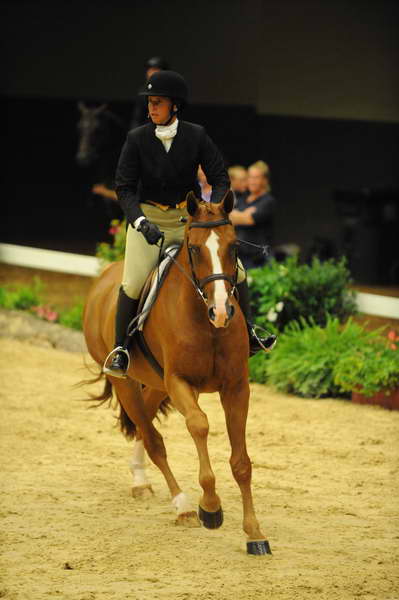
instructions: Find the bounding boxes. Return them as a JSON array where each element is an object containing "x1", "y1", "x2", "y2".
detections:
[
  {"x1": 251, "y1": 325, "x2": 277, "y2": 352},
  {"x1": 102, "y1": 346, "x2": 131, "y2": 376}
]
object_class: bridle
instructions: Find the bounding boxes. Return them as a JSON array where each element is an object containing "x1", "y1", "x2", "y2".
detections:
[{"x1": 186, "y1": 218, "x2": 238, "y2": 306}]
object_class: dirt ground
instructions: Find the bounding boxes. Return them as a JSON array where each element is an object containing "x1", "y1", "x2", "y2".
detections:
[{"x1": 1, "y1": 333, "x2": 399, "y2": 600}]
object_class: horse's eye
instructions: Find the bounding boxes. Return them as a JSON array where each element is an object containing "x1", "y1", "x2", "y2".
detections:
[
  {"x1": 229, "y1": 242, "x2": 239, "y2": 256},
  {"x1": 189, "y1": 245, "x2": 200, "y2": 255}
]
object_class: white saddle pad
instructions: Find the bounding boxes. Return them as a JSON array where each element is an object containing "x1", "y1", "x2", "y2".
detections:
[{"x1": 137, "y1": 245, "x2": 180, "y2": 331}]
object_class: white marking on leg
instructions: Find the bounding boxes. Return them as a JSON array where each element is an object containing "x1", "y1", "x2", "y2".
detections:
[
  {"x1": 205, "y1": 231, "x2": 228, "y2": 328},
  {"x1": 129, "y1": 439, "x2": 149, "y2": 487},
  {"x1": 172, "y1": 492, "x2": 195, "y2": 515}
]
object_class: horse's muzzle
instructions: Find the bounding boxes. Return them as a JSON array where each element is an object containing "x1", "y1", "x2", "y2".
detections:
[{"x1": 208, "y1": 301, "x2": 235, "y2": 328}]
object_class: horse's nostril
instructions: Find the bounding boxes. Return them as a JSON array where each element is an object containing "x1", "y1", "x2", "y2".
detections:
[
  {"x1": 227, "y1": 304, "x2": 235, "y2": 320},
  {"x1": 208, "y1": 306, "x2": 216, "y2": 321}
]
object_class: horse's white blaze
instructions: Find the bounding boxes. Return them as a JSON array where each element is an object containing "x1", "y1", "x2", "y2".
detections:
[
  {"x1": 206, "y1": 231, "x2": 228, "y2": 327},
  {"x1": 129, "y1": 439, "x2": 149, "y2": 486}
]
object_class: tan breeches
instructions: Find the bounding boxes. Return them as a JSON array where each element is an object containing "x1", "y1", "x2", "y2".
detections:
[{"x1": 122, "y1": 203, "x2": 246, "y2": 300}]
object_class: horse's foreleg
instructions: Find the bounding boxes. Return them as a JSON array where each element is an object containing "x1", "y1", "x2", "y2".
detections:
[
  {"x1": 166, "y1": 375, "x2": 222, "y2": 528},
  {"x1": 220, "y1": 383, "x2": 271, "y2": 555}
]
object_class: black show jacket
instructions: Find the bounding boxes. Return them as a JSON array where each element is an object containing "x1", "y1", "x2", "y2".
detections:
[{"x1": 115, "y1": 120, "x2": 230, "y2": 225}]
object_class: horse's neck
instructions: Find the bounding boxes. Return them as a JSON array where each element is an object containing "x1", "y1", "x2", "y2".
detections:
[{"x1": 174, "y1": 246, "x2": 205, "y2": 312}]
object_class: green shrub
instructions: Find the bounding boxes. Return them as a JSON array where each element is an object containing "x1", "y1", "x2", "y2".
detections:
[
  {"x1": 59, "y1": 302, "x2": 84, "y2": 331},
  {"x1": 248, "y1": 256, "x2": 357, "y2": 332},
  {"x1": 334, "y1": 344, "x2": 399, "y2": 397},
  {"x1": 248, "y1": 351, "x2": 271, "y2": 384},
  {"x1": 264, "y1": 317, "x2": 383, "y2": 398},
  {"x1": 96, "y1": 219, "x2": 126, "y2": 263},
  {"x1": 0, "y1": 278, "x2": 43, "y2": 310}
]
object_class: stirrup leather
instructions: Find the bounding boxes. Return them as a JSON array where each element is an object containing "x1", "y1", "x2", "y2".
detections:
[{"x1": 102, "y1": 346, "x2": 131, "y2": 375}]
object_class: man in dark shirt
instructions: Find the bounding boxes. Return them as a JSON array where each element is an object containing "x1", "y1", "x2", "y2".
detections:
[{"x1": 230, "y1": 161, "x2": 276, "y2": 269}]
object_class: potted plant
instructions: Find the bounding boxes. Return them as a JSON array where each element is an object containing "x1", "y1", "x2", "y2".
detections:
[{"x1": 334, "y1": 336, "x2": 399, "y2": 410}]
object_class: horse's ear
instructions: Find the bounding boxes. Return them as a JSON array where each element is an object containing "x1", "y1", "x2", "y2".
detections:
[
  {"x1": 186, "y1": 191, "x2": 199, "y2": 216},
  {"x1": 222, "y1": 190, "x2": 235, "y2": 214}
]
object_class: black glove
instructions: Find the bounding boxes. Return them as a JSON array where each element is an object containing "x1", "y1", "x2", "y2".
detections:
[{"x1": 137, "y1": 218, "x2": 163, "y2": 245}]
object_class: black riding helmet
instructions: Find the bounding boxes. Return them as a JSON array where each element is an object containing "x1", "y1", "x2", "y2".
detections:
[{"x1": 140, "y1": 70, "x2": 188, "y2": 108}]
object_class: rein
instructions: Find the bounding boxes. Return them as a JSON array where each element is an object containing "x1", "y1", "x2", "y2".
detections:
[{"x1": 126, "y1": 215, "x2": 269, "y2": 338}]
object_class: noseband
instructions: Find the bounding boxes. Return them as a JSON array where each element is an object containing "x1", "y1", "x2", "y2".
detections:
[{"x1": 187, "y1": 218, "x2": 238, "y2": 304}]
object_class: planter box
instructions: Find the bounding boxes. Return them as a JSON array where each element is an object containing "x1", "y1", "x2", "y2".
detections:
[{"x1": 352, "y1": 388, "x2": 399, "y2": 410}]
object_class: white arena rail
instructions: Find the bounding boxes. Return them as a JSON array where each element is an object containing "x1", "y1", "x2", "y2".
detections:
[
  {"x1": 0, "y1": 243, "x2": 398, "y2": 319},
  {"x1": 0, "y1": 243, "x2": 101, "y2": 277}
]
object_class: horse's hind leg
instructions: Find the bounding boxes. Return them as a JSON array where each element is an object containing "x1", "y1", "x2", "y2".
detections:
[
  {"x1": 166, "y1": 375, "x2": 223, "y2": 529},
  {"x1": 220, "y1": 382, "x2": 271, "y2": 555},
  {"x1": 129, "y1": 388, "x2": 167, "y2": 498}
]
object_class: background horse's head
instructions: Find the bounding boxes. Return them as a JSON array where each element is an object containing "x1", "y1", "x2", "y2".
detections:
[
  {"x1": 186, "y1": 191, "x2": 237, "y2": 328},
  {"x1": 76, "y1": 102, "x2": 125, "y2": 169},
  {"x1": 76, "y1": 102, "x2": 108, "y2": 167}
]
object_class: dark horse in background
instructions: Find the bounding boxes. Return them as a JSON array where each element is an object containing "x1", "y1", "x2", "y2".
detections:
[{"x1": 76, "y1": 102, "x2": 126, "y2": 220}]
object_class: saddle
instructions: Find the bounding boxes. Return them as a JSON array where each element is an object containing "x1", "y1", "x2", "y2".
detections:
[
  {"x1": 136, "y1": 243, "x2": 181, "y2": 332},
  {"x1": 126, "y1": 243, "x2": 181, "y2": 379}
]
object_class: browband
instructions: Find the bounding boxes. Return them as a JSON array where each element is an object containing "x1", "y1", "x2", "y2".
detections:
[{"x1": 189, "y1": 218, "x2": 232, "y2": 229}]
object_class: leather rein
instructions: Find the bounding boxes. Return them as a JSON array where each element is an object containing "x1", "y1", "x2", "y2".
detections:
[{"x1": 164, "y1": 216, "x2": 269, "y2": 305}]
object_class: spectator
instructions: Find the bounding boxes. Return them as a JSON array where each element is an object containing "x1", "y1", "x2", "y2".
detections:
[
  {"x1": 228, "y1": 165, "x2": 248, "y2": 202},
  {"x1": 197, "y1": 165, "x2": 212, "y2": 201},
  {"x1": 229, "y1": 160, "x2": 276, "y2": 269},
  {"x1": 129, "y1": 57, "x2": 170, "y2": 130}
]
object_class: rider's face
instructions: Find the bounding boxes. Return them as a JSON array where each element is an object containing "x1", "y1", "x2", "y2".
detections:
[{"x1": 148, "y1": 96, "x2": 175, "y2": 125}]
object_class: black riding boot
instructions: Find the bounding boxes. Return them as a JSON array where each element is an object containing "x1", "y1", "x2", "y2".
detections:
[
  {"x1": 236, "y1": 280, "x2": 277, "y2": 356},
  {"x1": 103, "y1": 287, "x2": 139, "y2": 378}
]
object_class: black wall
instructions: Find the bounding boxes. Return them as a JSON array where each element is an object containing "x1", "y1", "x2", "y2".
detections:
[{"x1": 2, "y1": 0, "x2": 399, "y2": 283}]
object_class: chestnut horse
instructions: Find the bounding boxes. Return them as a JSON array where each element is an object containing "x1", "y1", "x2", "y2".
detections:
[{"x1": 83, "y1": 191, "x2": 271, "y2": 555}]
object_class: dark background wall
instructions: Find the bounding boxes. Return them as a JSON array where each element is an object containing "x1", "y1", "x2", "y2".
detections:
[{"x1": 2, "y1": 0, "x2": 399, "y2": 283}]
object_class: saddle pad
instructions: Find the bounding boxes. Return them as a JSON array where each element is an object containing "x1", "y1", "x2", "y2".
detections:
[{"x1": 137, "y1": 244, "x2": 181, "y2": 331}]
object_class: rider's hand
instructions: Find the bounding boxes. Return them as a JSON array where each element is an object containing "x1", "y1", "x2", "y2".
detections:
[{"x1": 137, "y1": 219, "x2": 163, "y2": 245}]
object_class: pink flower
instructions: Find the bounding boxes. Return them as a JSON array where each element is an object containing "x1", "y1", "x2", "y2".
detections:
[
  {"x1": 388, "y1": 330, "x2": 399, "y2": 341},
  {"x1": 109, "y1": 226, "x2": 120, "y2": 235},
  {"x1": 46, "y1": 310, "x2": 58, "y2": 322},
  {"x1": 390, "y1": 343, "x2": 397, "y2": 351},
  {"x1": 32, "y1": 305, "x2": 58, "y2": 322}
]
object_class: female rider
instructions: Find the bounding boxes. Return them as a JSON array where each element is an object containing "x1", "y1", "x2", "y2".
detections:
[{"x1": 104, "y1": 70, "x2": 276, "y2": 378}]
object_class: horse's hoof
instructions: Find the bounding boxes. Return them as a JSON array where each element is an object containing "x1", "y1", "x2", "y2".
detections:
[
  {"x1": 175, "y1": 511, "x2": 201, "y2": 528},
  {"x1": 131, "y1": 484, "x2": 154, "y2": 499},
  {"x1": 198, "y1": 505, "x2": 224, "y2": 529},
  {"x1": 247, "y1": 540, "x2": 272, "y2": 555}
]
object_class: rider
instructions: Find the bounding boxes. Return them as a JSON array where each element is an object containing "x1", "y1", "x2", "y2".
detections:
[{"x1": 105, "y1": 70, "x2": 276, "y2": 378}]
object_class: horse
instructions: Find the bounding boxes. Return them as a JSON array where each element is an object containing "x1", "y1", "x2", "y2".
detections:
[
  {"x1": 76, "y1": 101, "x2": 126, "y2": 219},
  {"x1": 83, "y1": 190, "x2": 271, "y2": 555}
]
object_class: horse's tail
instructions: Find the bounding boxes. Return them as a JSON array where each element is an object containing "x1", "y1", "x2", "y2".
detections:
[
  {"x1": 77, "y1": 365, "x2": 172, "y2": 442},
  {"x1": 118, "y1": 402, "x2": 137, "y2": 440},
  {"x1": 76, "y1": 367, "x2": 137, "y2": 440}
]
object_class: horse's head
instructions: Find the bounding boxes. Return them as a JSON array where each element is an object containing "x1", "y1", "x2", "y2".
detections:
[
  {"x1": 76, "y1": 102, "x2": 108, "y2": 167},
  {"x1": 185, "y1": 190, "x2": 238, "y2": 328}
]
